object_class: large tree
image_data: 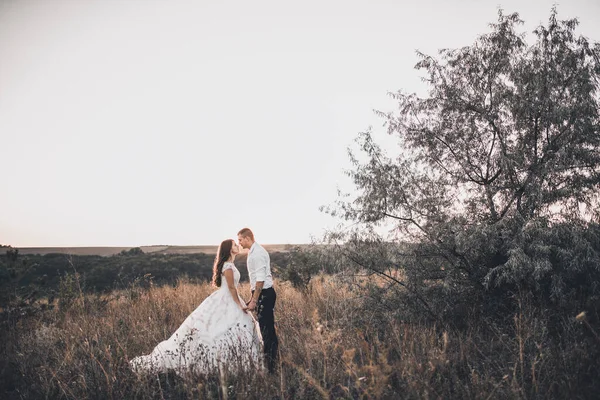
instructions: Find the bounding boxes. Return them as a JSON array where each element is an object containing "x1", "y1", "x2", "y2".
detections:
[{"x1": 329, "y1": 9, "x2": 600, "y2": 321}]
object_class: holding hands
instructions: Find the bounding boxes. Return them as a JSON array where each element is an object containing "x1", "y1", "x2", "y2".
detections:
[{"x1": 246, "y1": 298, "x2": 257, "y2": 312}]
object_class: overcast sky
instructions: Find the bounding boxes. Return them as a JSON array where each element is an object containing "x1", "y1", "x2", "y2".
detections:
[{"x1": 1, "y1": 0, "x2": 599, "y2": 247}]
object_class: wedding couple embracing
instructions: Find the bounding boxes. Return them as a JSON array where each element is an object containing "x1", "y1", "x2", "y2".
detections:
[{"x1": 129, "y1": 228, "x2": 279, "y2": 375}]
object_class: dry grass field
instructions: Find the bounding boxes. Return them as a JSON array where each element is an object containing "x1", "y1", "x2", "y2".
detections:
[{"x1": 2, "y1": 273, "x2": 593, "y2": 399}]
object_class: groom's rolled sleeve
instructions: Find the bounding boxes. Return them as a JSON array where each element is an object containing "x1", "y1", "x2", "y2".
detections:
[{"x1": 255, "y1": 252, "x2": 268, "y2": 282}]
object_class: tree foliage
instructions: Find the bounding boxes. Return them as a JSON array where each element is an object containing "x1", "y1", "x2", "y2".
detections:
[
  {"x1": 327, "y1": 9, "x2": 600, "y2": 322},
  {"x1": 273, "y1": 245, "x2": 342, "y2": 291}
]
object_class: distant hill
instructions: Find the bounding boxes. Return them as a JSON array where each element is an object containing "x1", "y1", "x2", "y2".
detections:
[{"x1": 13, "y1": 244, "x2": 301, "y2": 256}]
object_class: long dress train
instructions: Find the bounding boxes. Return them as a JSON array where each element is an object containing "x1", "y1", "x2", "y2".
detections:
[{"x1": 129, "y1": 262, "x2": 262, "y2": 374}]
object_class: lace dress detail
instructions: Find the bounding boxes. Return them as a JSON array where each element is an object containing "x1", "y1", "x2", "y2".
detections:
[{"x1": 130, "y1": 262, "x2": 262, "y2": 374}]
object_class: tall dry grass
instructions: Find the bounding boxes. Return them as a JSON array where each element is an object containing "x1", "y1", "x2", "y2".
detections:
[{"x1": 1, "y1": 275, "x2": 597, "y2": 399}]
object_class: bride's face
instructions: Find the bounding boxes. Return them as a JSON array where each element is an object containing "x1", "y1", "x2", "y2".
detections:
[{"x1": 230, "y1": 241, "x2": 240, "y2": 256}]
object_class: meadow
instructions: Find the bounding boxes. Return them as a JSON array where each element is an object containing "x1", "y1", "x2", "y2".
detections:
[{"x1": 2, "y1": 271, "x2": 598, "y2": 399}]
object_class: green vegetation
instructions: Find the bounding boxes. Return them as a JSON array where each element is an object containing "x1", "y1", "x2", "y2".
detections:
[
  {"x1": 0, "y1": 249, "x2": 294, "y2": 308},
  {"x1": 324, "y1": 8, "x2": 600, "y2": 325}
]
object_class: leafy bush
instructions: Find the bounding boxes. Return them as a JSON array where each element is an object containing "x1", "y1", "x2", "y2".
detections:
[
  {"x1": 324, "y1": 9, "x2": 600, "y2": 327},
  {"x1": 274, "y1": 245, "x2": 341, "y2": 291}
]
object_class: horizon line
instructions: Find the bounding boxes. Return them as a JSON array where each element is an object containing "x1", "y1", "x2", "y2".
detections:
[{"x1": 9, "y1": 243, "x2": 306, "y2": 248}]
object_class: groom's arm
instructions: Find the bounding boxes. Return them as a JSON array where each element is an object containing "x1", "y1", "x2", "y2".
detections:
[
  {"x1": 248, "y1": 282, "x2": 263, "y2": 311},
  {"x1": 252, "y1": 281, "x2": 264, "y2": 302},
  {"x1": 248, "y1": 250, "x2": 268, "y2": 309}
]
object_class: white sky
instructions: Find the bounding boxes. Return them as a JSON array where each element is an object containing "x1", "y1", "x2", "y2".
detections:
[{"x1": 1, "y1": 0, "x2": 599, "y2": 247}]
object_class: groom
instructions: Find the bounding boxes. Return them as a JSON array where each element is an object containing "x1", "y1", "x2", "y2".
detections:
[{"x1": 237, "y1": 228, "x2": 279, "y2": 374}]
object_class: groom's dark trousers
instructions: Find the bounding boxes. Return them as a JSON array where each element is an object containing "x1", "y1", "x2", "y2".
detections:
[{"x1": 252, "y1": 287, "x2": 279, "y2": 373}]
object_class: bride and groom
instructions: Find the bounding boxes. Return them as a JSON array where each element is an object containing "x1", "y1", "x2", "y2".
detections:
[{"x1": 129, "y1": 228, "x2": 279, "y2": 375}]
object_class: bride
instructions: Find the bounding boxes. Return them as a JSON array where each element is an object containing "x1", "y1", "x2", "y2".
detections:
[{"x1": 129, "y1": 239, "x2": 263, "y2": 374}]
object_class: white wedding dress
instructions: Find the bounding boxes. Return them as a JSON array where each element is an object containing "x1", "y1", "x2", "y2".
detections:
[{"x1": 129, "y1": 262, "x2": 263, "y2": 374}]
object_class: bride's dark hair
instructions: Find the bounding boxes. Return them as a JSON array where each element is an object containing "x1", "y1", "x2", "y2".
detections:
[{"x1": 212, "y1": 239, "x2": 234, "y2": 287}]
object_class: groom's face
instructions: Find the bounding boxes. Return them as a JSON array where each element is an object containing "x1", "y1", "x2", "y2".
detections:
[{"x1": 238, "y1": 235, "x2": 251, "y2": 249}]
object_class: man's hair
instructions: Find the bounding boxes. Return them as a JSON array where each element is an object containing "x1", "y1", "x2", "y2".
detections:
[{"x1": 237, "y1": 228, "x2": 255, "y2": 241}]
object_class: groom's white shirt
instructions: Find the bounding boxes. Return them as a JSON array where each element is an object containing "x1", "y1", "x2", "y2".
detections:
[{"x1": 247, "y1": 242, "x2": 273, "y2": 291}]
